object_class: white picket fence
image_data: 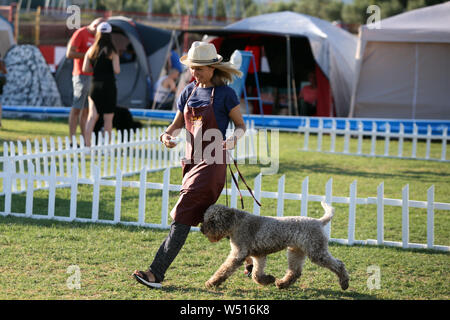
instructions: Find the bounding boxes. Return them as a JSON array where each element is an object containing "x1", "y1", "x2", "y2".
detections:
[
  {"x1": 0, "y1": 127, "x2": 182, "y2": 194},
  {"x1": 0, "y1": 121, "x2": 258, "y2": 227},
  {"x1": 298, "y1": 118, "x2": 449, "y2": 162},
  {"x1": 244, "y1": 174, "x2": 449, "y2": 252},
  {"x1": 0, "y1": 121, "x2": 257, "y2": 194},
  {"x1": 0, "y1": 121, "x2": 448, "y2": 252},
  {"x1": 0, "y1": 163, "x2": 448, "y2": 251}
]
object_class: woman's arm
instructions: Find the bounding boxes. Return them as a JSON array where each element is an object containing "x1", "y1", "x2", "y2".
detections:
[
  {"x1": 160, "y1": 110, "x2": 185, "y2": 148},
  {"x1": 82, "y1": 48, "x2": 93, "y2": 73},
  {"x1": 112, "y1": 53, "x2": 120, "y2": 74},
  {"x1": 224, "y1": 104, "x2": 246, "y2": 150}
]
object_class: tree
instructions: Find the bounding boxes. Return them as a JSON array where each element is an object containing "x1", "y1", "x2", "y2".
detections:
[
  {"x1": 258, "y1": 0, "x2": 343, "y2": 22},
  {"x1": 321, "y1": 0, "x2": 344, "y2": 21},
  {"x1": 341, "y1": 0, "x2": 372, "y2": 24},
  {"x1": 341, "y1": 0, "x2": 447, "y2": 24},
  {"x1": 89, "y1": 0, "x2": 450, "y2": 22},
  {"x1": 243, "y1": 1, "x2": 261, "y2": 18}
]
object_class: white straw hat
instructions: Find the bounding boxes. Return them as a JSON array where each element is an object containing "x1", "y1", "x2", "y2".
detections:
[
  {"x1": 180, "y1": 41, "x2": 223, "y2": 66},
  {"x1": 97, "y1": 22, "x2": 112, "y2": 34}
]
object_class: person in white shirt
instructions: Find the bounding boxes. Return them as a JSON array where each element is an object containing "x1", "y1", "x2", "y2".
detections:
[{"x1": 153, "y1": 68, "x2": 180, "y2": 110}]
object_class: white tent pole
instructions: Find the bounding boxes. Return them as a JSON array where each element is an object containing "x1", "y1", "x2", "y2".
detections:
[
  {"x1": 348, "y1": 26, "x2": 366, "y2": 118},
  {"x1": 286, "y1": 35, "x2": 292, "y2": 116},
  {"x1": 412, "y1": 43, "x2": 419, "y2": 119},
  {"x1": 151, "y1": 30, "x2": 176, "y2": 110},
  {"x1": 288, "y1": 41, "x2": 299, "y2": 116}
]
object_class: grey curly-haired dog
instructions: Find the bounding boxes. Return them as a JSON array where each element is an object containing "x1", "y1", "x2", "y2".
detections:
[{"x1": 200, "y1": 201, "x2": 349, "y2": 290}]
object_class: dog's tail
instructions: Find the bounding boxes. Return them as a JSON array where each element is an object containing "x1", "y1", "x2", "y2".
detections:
[{"x1": 319, "y1": 201, "x2": 335, "y2": 226}]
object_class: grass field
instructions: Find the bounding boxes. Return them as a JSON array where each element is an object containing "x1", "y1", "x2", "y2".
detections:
[{"x1": 0, "y1": 117, "x2": 449, "y2": 300}]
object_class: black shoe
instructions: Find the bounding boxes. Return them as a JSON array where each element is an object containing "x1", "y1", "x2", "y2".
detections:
[{"x1": 132, "y1": 270, "x2": 162, "y2": 289}]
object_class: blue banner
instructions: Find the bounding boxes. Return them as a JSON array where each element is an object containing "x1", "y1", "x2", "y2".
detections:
[{"x1": 4, "y1": 105, "x2": 450, "y2": 135}]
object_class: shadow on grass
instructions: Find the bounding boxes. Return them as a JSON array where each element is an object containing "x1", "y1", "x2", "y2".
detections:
[
  {"x1": 160, "y1": 285, "x2": 226, "y2": 298},
  {"x1": 298, "y1": 287, "x2": 378, "y2": 300},
  {"x1": 343, "y1": 242, "x2": 450, "y2": 256},
  {"x1": 0, "y1": 187, "x2": 174, "y2": 225},
  {"x1": 1, "y1": 215, "x2": 447, "y2": 256},
  {"x1": 0, "y1": 214, "x2": 170, "y2": 236},
  {"x1": 348, "y1": 243, "x2": 449, "y2": 255},
  {"x1": 159, "y1": 283, "x2": 379, "y2": 300}
]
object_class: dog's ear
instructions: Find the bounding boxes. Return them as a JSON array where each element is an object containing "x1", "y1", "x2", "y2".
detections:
[
  {"x1": 202, "y1": 204, "x2": 236, "y2": 237},
  {"x1": 209, "y1": 204, "x2": 236, "y2": 224},
  {"x1": 221, "y1": 206, "x2": 237, "y2": 225}
]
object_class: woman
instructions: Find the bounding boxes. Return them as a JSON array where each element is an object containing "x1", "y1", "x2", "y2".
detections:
[
  {"x1": 133, "y1": 41, "x2": 245, "y2": 289},
  {"x1": 82, "y1": 22, "x2": 120, "y2": 147}
]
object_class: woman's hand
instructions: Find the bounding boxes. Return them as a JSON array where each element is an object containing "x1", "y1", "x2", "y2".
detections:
[
  {"x1": 160, "y1": 111, "x2": 184, "y2": 149},
  {"x1": 224, "y1": 105, "x2": 246, "y2": 150},
  {"x1": 222, "y1": 136, "x2": 237, "y2": 150},
  {"x1": 160, "y1": 133, "x2": 178, "y2": 149}
]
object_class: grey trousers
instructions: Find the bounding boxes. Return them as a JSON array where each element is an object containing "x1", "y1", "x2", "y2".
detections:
[{"x1": 149, "y1": 221, "x2": 191, "y2": 283}]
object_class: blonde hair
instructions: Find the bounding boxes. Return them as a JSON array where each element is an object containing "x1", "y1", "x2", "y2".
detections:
[{"x1": 210, "y1": 62, "x2": 243, "y2": 86}]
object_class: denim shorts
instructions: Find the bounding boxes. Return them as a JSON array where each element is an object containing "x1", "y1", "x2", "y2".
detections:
[{"x1": 72, "y1": 75, "x2": 92, "y2": 109}]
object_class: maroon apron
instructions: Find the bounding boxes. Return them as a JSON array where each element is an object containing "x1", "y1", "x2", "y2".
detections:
[{"x1": 170, "y1": 85, "x2": 227, "y2": 226}]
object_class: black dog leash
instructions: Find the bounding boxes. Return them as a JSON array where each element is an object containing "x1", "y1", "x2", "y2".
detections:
[{"x1": 225, "y1": 149, "x2": 262, "y2": 209}]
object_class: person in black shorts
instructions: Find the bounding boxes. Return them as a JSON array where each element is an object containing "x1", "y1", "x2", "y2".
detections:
[{"x1": 82, "y1": 22, "x2": 120, "y2": 147}]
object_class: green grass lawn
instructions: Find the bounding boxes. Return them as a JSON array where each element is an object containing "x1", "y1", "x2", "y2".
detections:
[{"x1": 0, "y1": 117, "x2": 449, "y2": 300}]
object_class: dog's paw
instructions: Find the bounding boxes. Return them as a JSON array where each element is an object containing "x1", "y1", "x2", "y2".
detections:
[
  {"x1": 254, "y1": 274, "x2": 276, "y2": 286},
  {"x1": 275, "y1": 279, "x2": 292, "y2": 290},
  {"x1": 340, "y1": 277, "x2": 349, "y2": 291},
  {"x1": 205, "y1": 280, "x2": 218, "y2": 289}
]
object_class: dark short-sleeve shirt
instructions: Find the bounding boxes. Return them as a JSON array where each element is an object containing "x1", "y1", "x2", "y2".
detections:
[{"x1": 177, "y1": 82, "x2": 240, "y2": 138}]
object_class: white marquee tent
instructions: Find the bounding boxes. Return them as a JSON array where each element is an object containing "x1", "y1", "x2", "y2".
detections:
[
  {"x1": 224, "y1": 11, "x2": 358, "y2": 117},
  {"x1": 0, "y1": 16, "x2": 15, "y2": 58},
  {"x1": 349, "y1": 2, "x2": 450, "y2": 120},
  {"x1": 197, "y1": 11, "x2": 358, "y2": 117}
]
